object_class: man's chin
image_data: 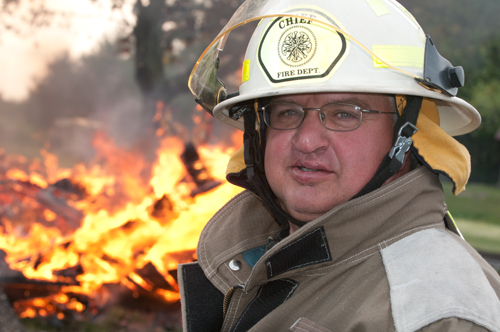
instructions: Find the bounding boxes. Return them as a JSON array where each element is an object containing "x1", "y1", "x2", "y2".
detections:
[
  {"x1": 282, "y1": 191, "x2": 354, "y2": 221},
  {"x1": 284, "y1": 203, "x2": 332, "y2": 223}
]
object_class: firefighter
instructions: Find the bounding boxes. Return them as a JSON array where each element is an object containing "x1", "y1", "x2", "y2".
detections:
[{"x1": 178, "y1": 0, "x2": 500, "y2": 331}]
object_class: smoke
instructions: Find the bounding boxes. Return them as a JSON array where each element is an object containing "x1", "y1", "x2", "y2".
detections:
[
  {"x1": 0, "y1": 0, "x2": 136, "y2": 101},
  {"x1": 0, "y1": 41, "x2": 148, "y2": 166}
]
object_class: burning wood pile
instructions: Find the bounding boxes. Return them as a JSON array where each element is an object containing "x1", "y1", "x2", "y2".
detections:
[{"x1": 0, "y1": 128, "x2": 242, "y2": 329}]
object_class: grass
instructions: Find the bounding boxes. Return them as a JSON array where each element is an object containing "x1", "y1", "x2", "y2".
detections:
[
  {"x1": 443, "y1": 180, "x2": 500, "y2": 254},
  {"x1": 443, "y1": 180, "x2": 500, "y2": 226},
  {"x1": 455, "y1": 220, "x2": 500, "y2": 254}
]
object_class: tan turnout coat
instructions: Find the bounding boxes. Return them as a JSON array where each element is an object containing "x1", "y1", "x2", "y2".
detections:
[{"x1": 179, "y1": 167, "x2": 500, "y2": 331}]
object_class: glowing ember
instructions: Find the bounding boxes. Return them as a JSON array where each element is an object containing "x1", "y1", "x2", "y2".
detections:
[{"x1": 0, "y1": 129, "x2": 243, "y2": 318}]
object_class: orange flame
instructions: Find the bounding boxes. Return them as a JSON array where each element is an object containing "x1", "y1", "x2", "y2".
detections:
[{"x1": 0, "y1": 129, "x2": 243, "y2": 316}]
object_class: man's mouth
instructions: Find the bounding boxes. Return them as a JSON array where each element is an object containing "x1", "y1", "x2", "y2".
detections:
[{"x1": 299, "y1": 166, "x2": 319, "y2": 172}]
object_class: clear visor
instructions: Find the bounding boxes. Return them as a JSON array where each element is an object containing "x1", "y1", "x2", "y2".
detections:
[{"x1": 188, "y1": 0, "x2": 420, "y2": 113}]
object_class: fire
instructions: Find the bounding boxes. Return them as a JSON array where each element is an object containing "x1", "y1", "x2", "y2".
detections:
[{"x1": 0, "y1": 128, "x2": 243, "y2": 318}]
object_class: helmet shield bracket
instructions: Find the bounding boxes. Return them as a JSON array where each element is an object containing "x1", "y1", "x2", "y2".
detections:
[
  {"x1": 420, "y1": 35, "x2": 464, "y2": 96},
  {"x1": 194, "y1": 55, "x2": 227, "y2": 116}
]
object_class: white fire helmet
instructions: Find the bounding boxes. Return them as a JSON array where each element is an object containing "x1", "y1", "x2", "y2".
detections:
[{"x1": 188, "y1": 0, "x2": 480, "y2": 136}]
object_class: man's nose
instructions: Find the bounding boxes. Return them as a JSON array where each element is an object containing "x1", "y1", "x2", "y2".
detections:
[{"x1": 291, "y1": 110, "x2": 330, "y2": 153}]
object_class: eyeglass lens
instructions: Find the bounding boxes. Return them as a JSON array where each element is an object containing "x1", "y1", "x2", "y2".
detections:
[{"x1": 263, "y1": 102, "x2": 362, "y2": 131}]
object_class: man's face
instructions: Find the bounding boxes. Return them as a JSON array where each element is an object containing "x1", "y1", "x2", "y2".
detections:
[{"x1": 264, "y1": 92, "x2": 398, "y2": 223}]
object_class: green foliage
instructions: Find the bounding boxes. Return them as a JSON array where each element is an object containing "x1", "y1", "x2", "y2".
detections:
[
  {"x1": 468, "y1": 80, "x2": 500, "y2": 120},
  {"x1": 456, "y1": 220, "x2": 500, "y2": 255},
  {"x1": 456, "y1": 131, "x2": 500, "y2": 184},
  {"x1": 443, "y1": 181, "x2": 500, "y2": 226},
  {"x1": 456, "y1": 37, "x2": 500, "y2": 184},
  {"x1": 478, "y1": 36, "x2": 500, "y2": 79},
  {"x1": 399, "y1": 0, "x2": 500, "y2": 67},
  {"x1": 444, "y1": 179, "x2": 500, "y2": 254}
]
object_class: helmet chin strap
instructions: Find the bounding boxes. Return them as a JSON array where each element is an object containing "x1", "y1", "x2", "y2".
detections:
[
  {"x1": 241, "y1": 101, "x2": 306, "y2": 244},
  {"x1": 353, "y1": 95, "x2": 422, "y2": 199}
]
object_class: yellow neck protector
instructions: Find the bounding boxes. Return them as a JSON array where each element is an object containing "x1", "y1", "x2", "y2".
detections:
[{"x1": 397, "y1": 95, "x2": 470, "y2": 194}]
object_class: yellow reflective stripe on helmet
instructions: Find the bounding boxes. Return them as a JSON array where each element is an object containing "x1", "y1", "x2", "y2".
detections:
[
  {"x1": 242, "y1": 59, "x2": 251, "y2": 83},
  {"x1": 372, "y1": 45, "x2": 424, "y2": 68},
  {"x1": 365, "y1": 0, "x2": 390, "y2": 16}
]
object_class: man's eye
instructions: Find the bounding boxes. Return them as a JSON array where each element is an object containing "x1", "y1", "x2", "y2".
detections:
[
  {"x1": 331, "y1": 110, "x2": 359, "y2": 120},
  {"x1": 278, "y1": 109, "x2": 300, "y2": 117},
  {"x1": 337, "y1": 111, "x2": 354, "y2": 118}
]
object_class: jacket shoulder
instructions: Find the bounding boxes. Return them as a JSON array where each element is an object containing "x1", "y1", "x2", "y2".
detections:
[{"x1": 381, "y1": 228, "x2": 500, "y2": 332}]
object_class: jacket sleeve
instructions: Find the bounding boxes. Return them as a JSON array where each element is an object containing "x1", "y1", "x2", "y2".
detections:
[
  {"x1": 418, "y1": 317, "x2": 495, "y2": 332},
  {"x1": 178, "y1": 262, "x2": 225, "y2": 332}
]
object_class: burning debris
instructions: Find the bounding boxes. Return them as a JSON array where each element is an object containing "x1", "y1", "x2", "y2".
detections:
[
  {"x1": 181, "y1": 143, "x2": 223, "y2": 197},
  {"x1": 0, "y1": 131, "x2": 242, "y2": 326},
  {"x1": 0, "y1": 178, "x2": 84, "y2": 235}
]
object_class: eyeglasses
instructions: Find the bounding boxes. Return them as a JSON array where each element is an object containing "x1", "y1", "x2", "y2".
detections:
[{"x1": 260, "y1": 102, "x2": 398, "y2": 132}]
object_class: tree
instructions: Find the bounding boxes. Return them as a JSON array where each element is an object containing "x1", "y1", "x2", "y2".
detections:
[
  {"x1": 129, "y1": 0, "x2": 250, "y2": 135},
  {"x1": 457, "y1": 37, "x2": 500, "y2": 184}
]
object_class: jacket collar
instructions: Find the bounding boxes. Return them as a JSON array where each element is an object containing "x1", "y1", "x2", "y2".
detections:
[{"x1": 197, "y1": 166, "x2": 446, "y2": 293}]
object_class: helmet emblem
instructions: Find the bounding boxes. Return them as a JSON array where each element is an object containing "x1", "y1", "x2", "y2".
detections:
[
  {"x1": 279, "y1": 27, "x2": 317, "y2": 67},
  {"x1": 258, "y1": 12, "x2": 349, "y2": 85}
]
